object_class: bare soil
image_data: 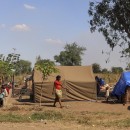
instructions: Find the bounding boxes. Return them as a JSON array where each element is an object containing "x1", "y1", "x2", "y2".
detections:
[{"x1": 1, "y1": 93, "x2": 130, "y2": 130}]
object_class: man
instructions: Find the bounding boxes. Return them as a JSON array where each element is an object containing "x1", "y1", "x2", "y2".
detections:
[
  {"x1": 52, "y1": 75, "x2": 66, "y2": 108},
  {"x1": 95, "y1": 76, "x2": 101, "y2": 96},
  {"x1": 95, "y1": 76, "x2": 105, "y2": 96}
]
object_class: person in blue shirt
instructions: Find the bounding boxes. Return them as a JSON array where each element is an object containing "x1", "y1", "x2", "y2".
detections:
[
  {"x1": 95, "y1": 76, "x2": 100, "y2": 96},
  {"x1": 99, "y1": 78, "x2": 105, "y2": 87},
  {"x1": 95, "y1": 76, "x2": 105, "y2": 96}
]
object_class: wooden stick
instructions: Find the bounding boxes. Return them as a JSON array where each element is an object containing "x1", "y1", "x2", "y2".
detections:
[{"x1": 39, "y1": 83, "x2": 43, "y2": 106}]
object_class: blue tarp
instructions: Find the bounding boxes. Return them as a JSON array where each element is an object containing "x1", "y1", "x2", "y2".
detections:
[{"x1": 112, "y1": 71, "x2": 130, "y2": 96}]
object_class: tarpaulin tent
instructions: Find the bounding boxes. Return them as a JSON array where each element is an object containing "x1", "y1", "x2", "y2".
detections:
[
  {"x1": 112, "y1": 71, "x2": 130, "y2": 96},
  {"x1": 32, "y1": 66, "x2": 97, "y2": 102}
]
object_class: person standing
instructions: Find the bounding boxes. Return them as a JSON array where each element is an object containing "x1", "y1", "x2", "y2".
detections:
[
  {"x1": 0, "y1": 85, "x2": 7, "y2": 107},
  {"x1": 95, "y1": 76, "x2": 101, "y2": 96},
  {"x1": 52, "y1": 75, "x2": 65, "y2": 108},
  {"x1": 105, "y1": 85, "x2": 110, "y2": 103}
]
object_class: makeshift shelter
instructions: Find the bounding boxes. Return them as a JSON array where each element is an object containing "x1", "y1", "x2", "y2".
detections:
[
  {"x1": 32, "y1": 66, "x2": 97, "y2": 103},
  {"x1": 112, "y1": 71, "x2": 130, "y2": 104}
]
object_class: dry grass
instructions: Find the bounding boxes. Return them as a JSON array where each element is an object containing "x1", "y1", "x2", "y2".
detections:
[
  {"x1": 0, "y1": 106, "x2": 129, "y2": 128},
  {"x1": 0, "y1": 110, "x2": 130, "y2": 128}
]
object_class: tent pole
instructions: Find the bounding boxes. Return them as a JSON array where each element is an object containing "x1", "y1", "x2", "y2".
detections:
[
  {"x1": 96, "y1": 82, "x2": 98, "y2": 102},
  {"x1": 40, "y1": 83, "x2": 43, "y2": 106}
]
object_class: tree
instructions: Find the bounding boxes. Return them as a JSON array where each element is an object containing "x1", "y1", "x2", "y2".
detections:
[
  {"x1": 88, "y1": 0, "x2": 130, "y2": 57},
  {"x1": 35, "y1": 59, "x2": 58, "y2": 80},
  {"x1": 15, "y1": 60, "x2": 32, "y2": 75},
  {"x1": 111, "y1": 67, "x2": 123, "y2": 74},
  {"x1": 36, "y1": 58, "x2": 55, "y2": 67},
  {"x1": 0, "y1": 53, "x2": 20, "y2": 81},
  {"x1": 0, "y1": 52, "x2": 32, "y2": 77},
  {"x1": 0, "y1": 61, "x2": 13, "y2": 77},
  {"x1": 35, "y1": 58, "x2": 58, "y2": 106},
  {"x1": 54, "y1": 42, "x2": 86, "y2": 66},
  {"x1": 102, "y1": 68, "x2": 109, "y2": 74},
  {"x1": 0, "y1": 53, "x2": 20, "y2": 64},
  {"x1": 92, "y1": 63, "x2": 101, "y2": 73},
  {"x1": 0, "y1": 52, "x2": 20, "y2": 71}
]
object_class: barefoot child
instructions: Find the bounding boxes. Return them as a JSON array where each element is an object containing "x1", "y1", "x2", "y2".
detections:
[
  {"x1": 105, "y1": 85, "x2": 110, "y2": 102},
  {"x1": 52, "y1": 75, "x2": 67, "y2": 108}
]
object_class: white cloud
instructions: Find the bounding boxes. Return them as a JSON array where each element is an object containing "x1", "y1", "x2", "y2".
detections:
[
  {"x1": 11, "y1": 24, "x2": 30, "y2": 32},
  {"x1": 0, "y1": 24, "x2": 6, "y2": 29},
  {"x1": 24, "y1": 4, "x2": 36, "y2": 10},
  {"x1": 45, "y1": 38, "x2": 64, "y2": 44}
]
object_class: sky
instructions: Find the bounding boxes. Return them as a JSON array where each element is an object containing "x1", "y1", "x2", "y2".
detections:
[{"x1": 0, "y1": 0, "x2": 128, "y2": 69}]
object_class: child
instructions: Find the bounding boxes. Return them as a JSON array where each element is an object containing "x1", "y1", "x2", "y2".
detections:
[
  {"x1": 105, "y1": 85, "x2": 110, "y2": 102},
  {"x1": 52, "y1": 75, "x2": 68, "y2": 108}
]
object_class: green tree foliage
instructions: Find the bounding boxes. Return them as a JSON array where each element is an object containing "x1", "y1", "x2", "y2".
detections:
[
  {"x1": 0, "y1": 53, "x2": 20, "y2": 78},
  {"x1": 88, "y1": 0, "x2": 130, "y2": 57},
  {"x1": 0, "y1": 53, "x2": 32, "y2": 76},
  {"x1": 54, "y1": 42, "x2": 86, "y2": 66},
  {"x1": 6, "y1": 53, "x2": 20, "y2": 64},
  {"x1": 15, "y1": 60, "x2": 32, "y2": 75},
  {"x1": 111, "y1": 67, "x2": 123, "y2": 74},
  {"x1": 36, "y1": 57, "x2": 54, "y2": 66},
  {"x1": 0, "y1": 53, "x2": 20, "y2": 64},
  {"x1": 102, "y1": 68, "x2": 109, "y2": 74},
  {"x1": 35, "y1": 59, "x2": 58, "y2": 80},
  {"x1": 0, "y1": 61, "x2": 13, "y2": 77},
  {"x1": 92, "y1": 63, "x2": 101, "y2": 73}
]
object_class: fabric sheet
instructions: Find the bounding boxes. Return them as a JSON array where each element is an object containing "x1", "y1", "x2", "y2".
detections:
[
  {"x1": 112, "y1": 71, "x2": 130, "y2": 96},
  {"x1": 33, "y1": 66, "x2": 97, "y2": 102}
]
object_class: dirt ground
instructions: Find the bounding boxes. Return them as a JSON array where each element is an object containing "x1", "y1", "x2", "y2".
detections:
[
  {"x1": 0, "y1": 94, "x2": 130, "y2": 130},
  {"x1": 1, "y1": 122, "x2": 129, "y2": 130},
  {"x1": 0, "y1": 87, "x2": 129, "y2": 130}
]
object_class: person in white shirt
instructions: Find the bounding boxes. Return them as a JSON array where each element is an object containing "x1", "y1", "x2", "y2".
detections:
[{"x1": 105, "y1": 85, "x2": 110, "y2": 102}]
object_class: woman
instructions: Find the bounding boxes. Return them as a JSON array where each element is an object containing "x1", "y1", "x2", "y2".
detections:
[{"x1": 52, "y1": 75, "x2": 66, "y2": 108}]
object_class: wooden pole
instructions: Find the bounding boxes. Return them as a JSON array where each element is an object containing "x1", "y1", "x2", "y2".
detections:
[{"x1": 40, "y1": 83, "x2": 43, "y2": 106}]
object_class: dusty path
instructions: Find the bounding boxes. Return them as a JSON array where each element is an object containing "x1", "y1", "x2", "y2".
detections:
[
  {"x1": 0, "y1": 122, "x2": 129, "y2": 130},
  {"x1": 1, "y1": 94, "x2": 130, "y2": 130}
]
